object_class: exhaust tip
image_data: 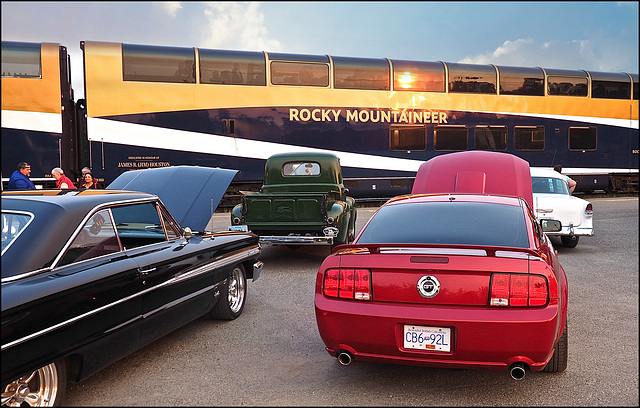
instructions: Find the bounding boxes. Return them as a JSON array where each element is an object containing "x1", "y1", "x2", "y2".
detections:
[
  {"x1": 509, "y1": 363, "x2": 526, "y2": 380},
  {"x1": 337, "y1": 351, "x2": 353, "y2": 366}
]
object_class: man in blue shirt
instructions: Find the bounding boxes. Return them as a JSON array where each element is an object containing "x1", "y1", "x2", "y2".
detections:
[{"x1": 8, "y1": 162, "x2": 36, "y2": 190}]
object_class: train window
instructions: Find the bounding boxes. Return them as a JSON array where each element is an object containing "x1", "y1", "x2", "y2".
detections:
[
  {"x1": 389, "y1": 125, "x2": 426, "y2": 151},
  {"x1": 590, "y1": 71, "x2": 631, "y2": 99},
  {"x1": 269, "y1": 52, "x2": 329, "y2": 63},
  {"x1": 592, "y1": 80, "x2": 631, "y2": 99},
  {"x1": 474, "y1": 126, "x2": 507, "y2": 150},
  {"x1": 514, "y1": 126, "x2": 545, "y2": 150},
  {"x1": 123, "y1": 43, "x2": 195, "y2": 83},
  {"x1": 222, "y1": 119, "x2": 236, "y2": 136},
  {"x1": 545, "y1": 69, "x2": 588, "y2": 96},
  {"x1": 497, "y1": 66, "x2": 544, "y2": 96},
  {"x1": 391, "y1": 60, "x2": 445, "y2": 92},
  {"x1": 569, "y1": 127, "x2": 597, "y2": 151},
  {"x1": 548, "y1": 76, "x2": 588, "y2": 96},
  {"x1": 270, "y1": 61, "x2": 329, "y2": 86},
  {"x1": 333, "y1": 56, "x2": 390, "y2": 90},
  {"x1": 200, "y1": 49, "x2": 265, "y2": 85},
  {"x1": 631, "y1": 73, "x2": 639, "y2": 100},
  {"x1": 1, "y1": 41, "x2": 41, "y2": 78},
  {"x1": 434, "y1": 126, "x2": 468, "y2": 151},
  {"x1": 447, "y1": 63, "x2": 496, "y2": 94}
]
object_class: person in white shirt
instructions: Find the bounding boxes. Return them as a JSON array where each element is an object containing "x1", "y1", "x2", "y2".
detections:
[{"x1": 553, "y1": 165, "x2": 576, "y2": 194}]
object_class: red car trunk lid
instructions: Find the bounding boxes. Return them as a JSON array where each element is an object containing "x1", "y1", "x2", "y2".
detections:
[{"x1": 338, "y1": 248, "x2": 531, "y2": 306}]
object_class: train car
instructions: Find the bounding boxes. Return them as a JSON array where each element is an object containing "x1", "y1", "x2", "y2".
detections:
[
  {"x1": 1, "y1": 42, "x2": 79, "y2": 189},
  {"x1": 3, "y1": 40, "x2": 638, "y2": 197},
  {"x1": 79, "y1": 40, "x2": 638, "y2": 197}
]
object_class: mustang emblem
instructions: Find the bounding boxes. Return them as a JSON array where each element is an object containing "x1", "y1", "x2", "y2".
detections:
[{"x1": 417, "y1": 275, "x2": 440, "y2": 298}]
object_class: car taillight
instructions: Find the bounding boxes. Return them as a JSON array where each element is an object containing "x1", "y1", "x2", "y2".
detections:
[
  {"x1": 323, "y1": 269, "x2": 371, "y2": 301},
  {"x1": 585, "y1": 203, "x2": 593, "y2": 216},
  {"x1": 489, "y1": 273, "x2": 548, "y2": 307}
]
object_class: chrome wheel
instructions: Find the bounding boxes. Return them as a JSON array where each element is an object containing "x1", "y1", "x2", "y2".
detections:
[
  {"x1": 209, "y1": 264, "x2": 247, "y2": 320},
  {"x1": 227, "y1": 266, "x2": 246, "y2": 314},
  {"x1": 1, "y1": 361, "x2": 65, "y2": 407}
]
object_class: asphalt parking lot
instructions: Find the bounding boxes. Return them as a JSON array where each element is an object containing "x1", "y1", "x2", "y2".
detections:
[{"x1": 65, "y1": 197, "x2": 638, "y2": 406}]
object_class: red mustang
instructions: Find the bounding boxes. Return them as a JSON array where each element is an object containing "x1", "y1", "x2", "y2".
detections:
[{"x1": 314, "y1": 151, "x2": 568, "y2": 379}]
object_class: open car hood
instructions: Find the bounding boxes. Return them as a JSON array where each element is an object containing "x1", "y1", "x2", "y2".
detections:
[
  {"x1": 411, "y1": 151, "x2": 533, "y2": 209},
  {"x1": 107, "y1": 166, "x2": 238, "y2": 232}
]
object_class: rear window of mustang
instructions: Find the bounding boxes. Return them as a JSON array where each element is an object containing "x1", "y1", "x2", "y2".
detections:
[{"x1": 357, "y1": 201, "x2": 529, "y2": 248}]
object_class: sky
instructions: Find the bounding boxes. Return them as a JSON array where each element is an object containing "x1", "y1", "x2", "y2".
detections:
[{"x1": 2, "y1": 1, "x2": 638, "y2": 100}]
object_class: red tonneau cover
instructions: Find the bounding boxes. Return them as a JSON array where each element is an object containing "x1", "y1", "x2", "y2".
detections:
[{"x1": 411, "y1": 151, "x2": 533, "y2": 208}]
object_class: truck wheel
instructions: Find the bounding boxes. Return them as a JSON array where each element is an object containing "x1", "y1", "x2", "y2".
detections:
[
  {"x1": 2, "y1": 359, "x2": 67, "y2": 406},
  {"x1": 561, "y1": 235, "x2": 579, "y2": 248},
  {"x1": 209, "y1": 265, "x2": 246, "y2": 320}
]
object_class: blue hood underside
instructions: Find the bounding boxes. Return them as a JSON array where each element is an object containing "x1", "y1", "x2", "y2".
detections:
[{"x1": 107, "y1": 166, "x2": 238, "y2": 232}]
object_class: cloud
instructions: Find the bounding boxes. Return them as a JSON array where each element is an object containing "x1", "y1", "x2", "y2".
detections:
[
  {"x1": 201, "y1": 1, "x2": 281, "y2": 51},
  {"x1": 154, "y1": 2, "x2": 182, "y2": 18},
  {"x1": 459, "y1": 38, "x2": 635, "y2": 73}
]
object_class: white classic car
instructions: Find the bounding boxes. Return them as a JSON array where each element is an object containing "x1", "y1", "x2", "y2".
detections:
[{"x1": 530, "y1": 168, "x2": 594, "y2": 248}]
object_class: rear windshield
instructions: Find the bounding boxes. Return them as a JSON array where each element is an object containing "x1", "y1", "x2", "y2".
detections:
[
  {"x1": 1, "y1": 211, "x2": 33, "y2": 254},
  {"x1": 357, "y1": 201, "x2": 529, "y2": 248},
  {"x1": 283, "y1": 161, "x2": 321, "y2": 176},
  {"x1": 532, "y1": 176, "x2": 570, "y2": 195}
]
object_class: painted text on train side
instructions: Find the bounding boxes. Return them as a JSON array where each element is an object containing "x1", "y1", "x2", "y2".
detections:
[{"x1": 289, "y1": 108, "x2": 448, "y2": 124}]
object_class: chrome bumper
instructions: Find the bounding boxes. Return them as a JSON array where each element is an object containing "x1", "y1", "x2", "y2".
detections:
[
  {"x1": 252, "y1": 261, "x2": 264, "y2": 281},
  {"x1": 547, "y1": 226, "x2": 594, "y2": 237},
  {"x1": 258, "y1": 235, "x2": 334, "y2": 245}
]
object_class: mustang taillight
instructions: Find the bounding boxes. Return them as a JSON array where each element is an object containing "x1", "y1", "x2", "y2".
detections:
[
  {"x1": 489, "y1": 273, "x2": 548, "y2": 307},
  {"x1": 585, "y1": 203, "x2": 593, "y2": 216},
  {"x1": 323, "y1": 269, "x2": 371, "y2": 300}
]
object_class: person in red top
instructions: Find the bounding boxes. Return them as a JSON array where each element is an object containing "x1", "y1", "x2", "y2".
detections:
[
  {"x1": 51, "y1": 167, "x2": 76, "y2": 189},
  {"x1": 79, "y1": 172, "x2": 98, "y2": 189},
  {"x1": 78, "y1": 167, "x2": 99, "y2": 188}
]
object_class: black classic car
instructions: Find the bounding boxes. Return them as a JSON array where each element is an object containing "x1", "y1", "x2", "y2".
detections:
[{"x1": 1, "y1": 166, "x2": 263, "y2": 406}]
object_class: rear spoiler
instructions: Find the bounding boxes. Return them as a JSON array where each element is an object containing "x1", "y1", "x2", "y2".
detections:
[{"x1": 331, "y1": 243, "x2": 543, "y2": 260}]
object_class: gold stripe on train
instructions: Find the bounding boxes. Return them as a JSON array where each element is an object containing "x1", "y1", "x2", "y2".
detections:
[
  {"x1": 1, "y1": 43, "x2": 63, "y2": 114},
  {"x1": 83, "y1": 41, "x2": 638, "y2": 123}
]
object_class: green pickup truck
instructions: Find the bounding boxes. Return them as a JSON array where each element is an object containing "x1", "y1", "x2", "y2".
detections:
[{"x1": 230, "y1": 152, "x2": 357, "y2": 246}]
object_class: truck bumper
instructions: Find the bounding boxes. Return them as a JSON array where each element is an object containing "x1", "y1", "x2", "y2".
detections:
[{"x1": 259, "y1": 235, "x2": 334, "y2": 245}]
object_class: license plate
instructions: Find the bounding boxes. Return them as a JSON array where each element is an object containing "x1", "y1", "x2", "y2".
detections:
[
  {"x1": 229, "y1": 225, "x2": 248, "y2": 232},
  {"x1": 403, "y1": 325, "x2": 451, "y2": 352}
]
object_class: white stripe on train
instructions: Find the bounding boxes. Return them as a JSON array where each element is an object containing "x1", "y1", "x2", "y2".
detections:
[
  {"x1": 86, "y1": 117, "x2": 637, "y2": 175},
  {"x1": 1, "y1": 110, "x2": 62, "y2": 134}
]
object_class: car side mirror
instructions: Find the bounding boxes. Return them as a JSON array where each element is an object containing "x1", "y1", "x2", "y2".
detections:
[
  {"x1": 540, "y1": 219, "x2": 562, "y2": 232},
  {"x1": 183, "y1": 227, "x2": 193, "y2": 240}
]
